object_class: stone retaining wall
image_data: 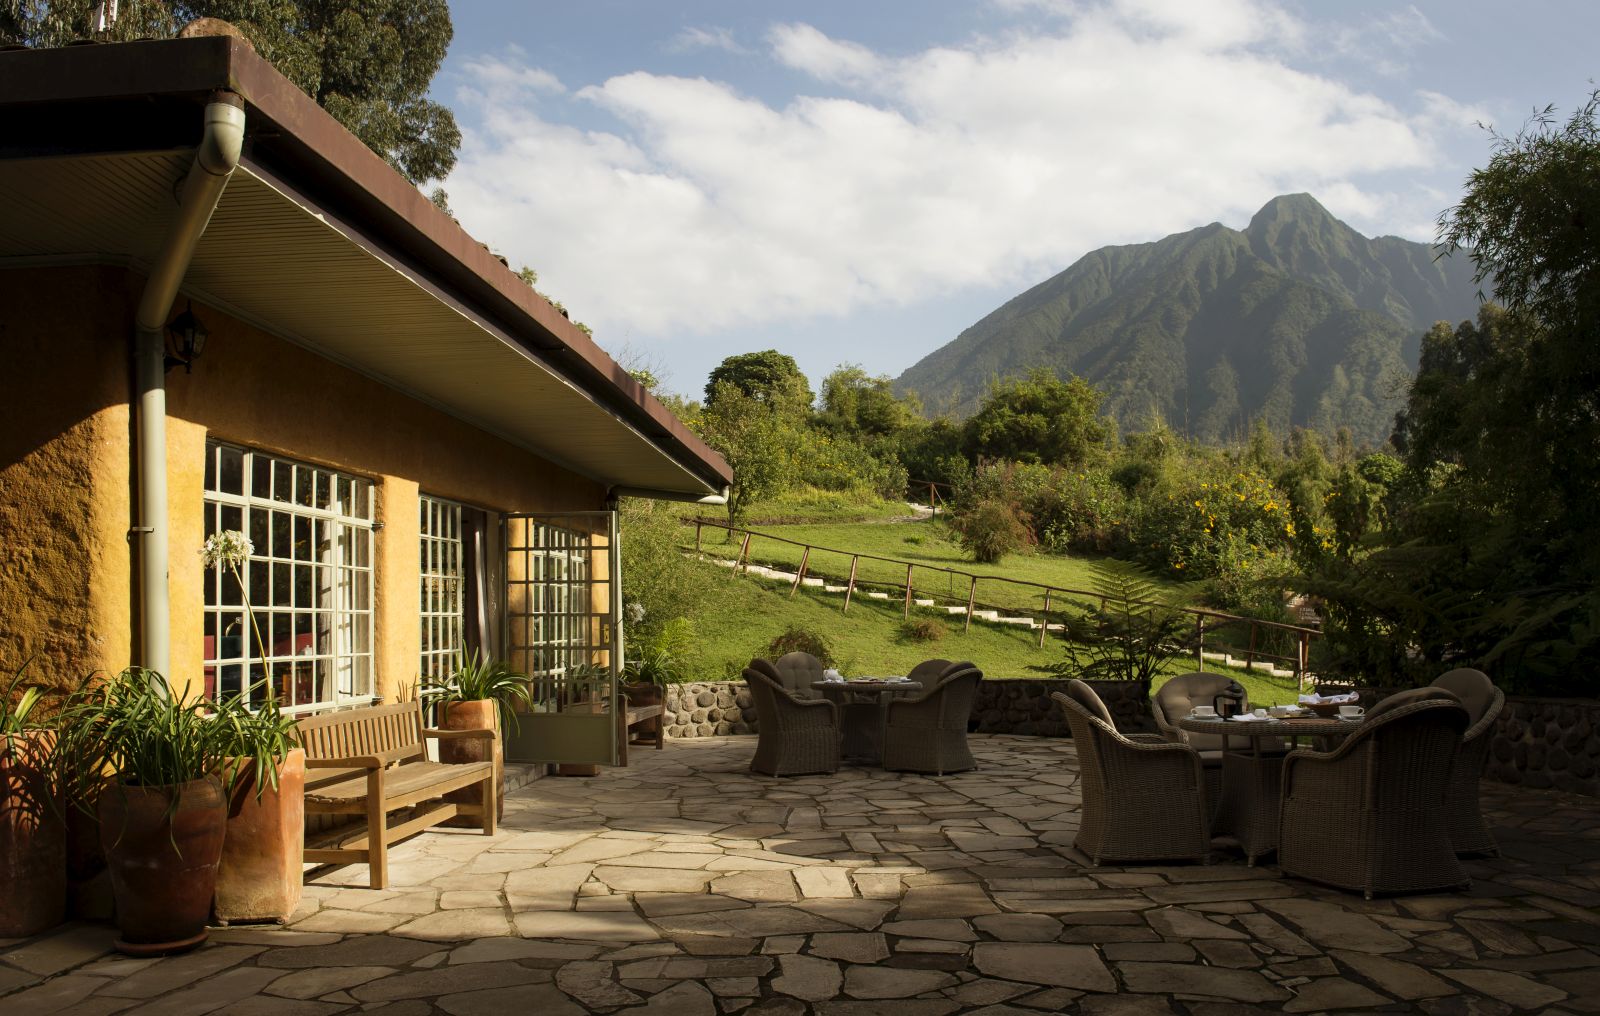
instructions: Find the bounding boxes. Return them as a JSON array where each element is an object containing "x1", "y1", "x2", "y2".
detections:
[
  {"x1": 1320, "y1": 684, "x2": 1600, "y2": 798},
  {"x1": 662, "y1": 678, "x2": 1156, "y2": 739}
]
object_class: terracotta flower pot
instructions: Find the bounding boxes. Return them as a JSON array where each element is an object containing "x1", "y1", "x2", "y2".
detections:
[
  {"x1": 65, "y1": 777, "x2": 112, "y2": 921},
  {"x1": 214, "y1": 748, "x2": 304, "y2": 924},
  {"x1": 98, "y1": 776, "x2": 227, "y2": 955},
  {"x1": 0, "y1": 731, "x2": 66, "y2": 937},
  {"x1": 439, "y1": 700, "x2": 504, "y2": 824}
]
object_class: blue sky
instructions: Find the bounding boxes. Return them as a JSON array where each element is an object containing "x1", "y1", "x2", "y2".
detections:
[{"x1": 432, "y1": 1, "x2": 1600, "y2": 401}]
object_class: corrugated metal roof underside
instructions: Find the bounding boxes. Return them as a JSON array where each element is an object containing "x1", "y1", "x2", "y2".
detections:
[{"x1": 0, "y1": 151, "x2": 715, "y2": 495}]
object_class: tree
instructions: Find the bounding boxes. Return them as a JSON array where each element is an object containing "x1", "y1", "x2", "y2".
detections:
[
  {"x1": 699, "y1": 382, "x2": 802, "y2": 526},
  {"x1": 1309, "y1": 92, "x2": 1600, "y2": 692},
  {"x1": 704, "y1": 351, "x2": 813, "y2": 411},
  {"x1": 818, "y1": 364, "x2": 918, "y2": 438},
  {"x1": 2, "y1": 1, "x2": 460, "y2": 184},
  {"x1": 962, "y1": 368, "x2": 1111, "y2": 466}
]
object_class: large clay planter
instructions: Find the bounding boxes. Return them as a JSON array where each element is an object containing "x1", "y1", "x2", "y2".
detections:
[
  {"x1": 66, "y1": 778, "x2": 112, "y2": 921},
  {"x1": 439, "y1": 700, "x2": 503, "y2": 825},
  {"x1": 214, "y1": 748, "x2": 304, "y2": 924},
  {"x1": 98, "y1": 776, "x2": 227, "y2": 955},
  {"x1": 0, "y1": 731, "x2": 65, "y2": 937}
]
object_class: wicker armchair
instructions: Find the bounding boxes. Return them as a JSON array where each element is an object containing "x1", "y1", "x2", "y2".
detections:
[
  {"x1": 742, "y1": 667, "x2": 840, "y2": 776},
  {"x1": 1431, "y1": 668, "x2": 1506, "y2": 857},
  {"x1": 1151, "y1": 672, "x2": 1245, "y2": 822},
  {"x1": 907, "y1": 658, "x2": 953, "y2": 684},
  {"x1": 881, "y1": 663, "x2": 982, "y2": 775},
  {"x1": 1052, "y1": 681, "x2": 1211, "y2": 865},
  {"x1": 1277, "y1": 698, "x2": 1470, "y2": 899},
  {"x1": 766, "y1": 652, "x2": 825, "y2": 700}
]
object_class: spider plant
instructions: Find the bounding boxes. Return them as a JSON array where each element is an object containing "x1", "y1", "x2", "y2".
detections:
[
  {"x1": 1, "y1": 659, "x2": 44, "y2": 736},
  {"x1": 209, "y1": 681, "x2": 301, "y2": 798},
  {"x1": 425, "y1": 651, "x2": 532, "y2": 731},
  {"x1": 59, "y1": 668, "x2": 232, "y2": 800}
]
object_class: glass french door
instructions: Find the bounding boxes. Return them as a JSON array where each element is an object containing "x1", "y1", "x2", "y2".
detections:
[{"x1": 499, "y1": 510, "x2": 622, "y2": 765}]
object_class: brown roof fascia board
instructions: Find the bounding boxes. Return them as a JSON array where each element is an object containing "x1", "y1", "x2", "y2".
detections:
[{"x1": 0, "y1": 36, "x2": 731, "y2": 491}]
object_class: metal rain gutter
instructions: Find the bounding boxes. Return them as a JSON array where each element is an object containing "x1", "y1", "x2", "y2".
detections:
[{"x1": 133, "y1": 91, "x2": 244, "y2": 683}]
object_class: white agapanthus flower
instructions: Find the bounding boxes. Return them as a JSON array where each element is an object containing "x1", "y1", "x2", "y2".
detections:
[{"x1": 202, "y1": 529, "x2": 254, "y2": 569}]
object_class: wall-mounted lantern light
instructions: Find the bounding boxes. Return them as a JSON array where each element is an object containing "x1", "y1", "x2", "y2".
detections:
[{"x1": 164, "y1": 301, "x2": 208, "y2": 373}]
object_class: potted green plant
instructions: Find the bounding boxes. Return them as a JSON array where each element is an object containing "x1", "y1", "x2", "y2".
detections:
[
  {"x1": 61, "y1": 667, "x2": 232, "y2": 956},
  {"x1": 1, "y1": 661, "x2": 65, "y2": 937},
  {"x1": 426, "y1": 651, "x2": 530, "y2": 822},
  {"x1": 200, "y1": 528, "x2": 306, "y2": 924}
]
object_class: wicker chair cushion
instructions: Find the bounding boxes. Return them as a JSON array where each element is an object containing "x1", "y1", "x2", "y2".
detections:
[
  {"x1": 1065, "y1": 679, "x2": 1115, "y2": 727},
  {"x1": 1431, "y1": 669, "x2": 1496, "y2": 726},
  {"x1": 907, "y1": 658, "x2": 954, "y2": 684},
  {"x1": 772, "y1": 652, "x2": 825, "y2": 699},
  {"x1": 1153, "y1": 672, "x2": 1243, "y2": 751},
  {"x1": 1365, "y1": 685, "x2": 1461, "y2": 721}
]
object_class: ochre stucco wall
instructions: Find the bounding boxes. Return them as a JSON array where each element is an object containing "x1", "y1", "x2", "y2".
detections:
[
  {"x1": 4, "y1": 265, "x2": 610, "y2": 705},
  {"x1": 0, "y1": 267, "x2": 136, "y2": 696}
]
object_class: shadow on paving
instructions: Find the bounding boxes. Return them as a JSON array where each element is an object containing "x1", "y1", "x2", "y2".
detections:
[{"x1": 2, "y1": 734, "x2": 1599, "y2": 1014}]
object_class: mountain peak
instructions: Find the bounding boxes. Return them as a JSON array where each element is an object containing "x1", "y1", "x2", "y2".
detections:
[{"x1": 1247, "y1": 193, "x2": 1339, "y2": 233}]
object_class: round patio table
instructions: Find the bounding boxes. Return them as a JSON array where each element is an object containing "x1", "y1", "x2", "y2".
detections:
[
  {"x1": 1178, "y1": 715, "x2": 1362, "y2": 864},
  {"x1": 811, "y1": 680, "x2": 922, "y2": 765}
]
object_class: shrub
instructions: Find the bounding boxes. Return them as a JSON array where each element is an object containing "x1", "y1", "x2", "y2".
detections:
[
  {"x1": 954, "y1": 497, "x2": 1034, "y2": 564},
  {"x1": 900, "y1": 618, "x2": 946, "y2": 643},
  {"x1": 766, "y1": 625, "x2": 835, "y2": 667},
  {"x1": 1129, "y1": 466, "x2": 1294, "y2": 579},
  {"x1": 1030, "y1": 469, "x2": 1130, "y2": 555}
]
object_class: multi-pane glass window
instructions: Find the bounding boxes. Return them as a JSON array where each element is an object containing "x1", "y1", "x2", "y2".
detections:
[
  {"x1": 203, "y1": 442, "x2": 375, "y2": 712},
  {"x1": 506, "y1": 517, "x2": 608, "y2": 711},
  {"x1": 419, "y1": 495, "x2": 465, "y2": 684}
]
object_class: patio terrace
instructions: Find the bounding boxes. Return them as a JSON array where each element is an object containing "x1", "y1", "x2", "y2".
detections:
[{"x1": 2, "y1": 734, "x2": 1598, "y2": 1014}]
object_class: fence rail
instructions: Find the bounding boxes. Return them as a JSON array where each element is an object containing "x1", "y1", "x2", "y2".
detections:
[{"x1": 686, "y1": 518, "x2": 1321, "y2": 682}]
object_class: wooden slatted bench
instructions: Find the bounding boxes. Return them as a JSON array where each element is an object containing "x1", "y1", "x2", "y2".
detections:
[
  {"x1": 619, "y1": 683, "x2": 665, "y2": 766},
  {"x1": 296, "y1": 700, "x2": 496, "y2": 889}
]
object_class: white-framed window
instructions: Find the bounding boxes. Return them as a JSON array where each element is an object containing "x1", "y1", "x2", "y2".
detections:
[
  {"x1": 203, "y1": 441, "x2": 375, "y2": 713},
  {"x1": 419, "y1": 494, "x2": 465, "y2": 684}
]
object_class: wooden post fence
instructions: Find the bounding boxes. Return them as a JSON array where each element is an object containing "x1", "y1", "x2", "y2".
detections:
[
  {"x1": 903, "y1": 564, "x2": 914, "y2": 620},
  {"x1": 789, "y1": 546, "x2": 810, "y2": 598},
  {"x1": 842, "y1": 556, "x2": 859, "y2": 613},
  {"x1": 964, "y1": 576, "x2": 978, "y2": 633}
]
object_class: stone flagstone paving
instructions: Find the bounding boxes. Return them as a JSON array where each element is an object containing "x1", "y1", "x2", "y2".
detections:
[{"x1": 3, "y1": 734, "x2": 1599, "y2": 1014}]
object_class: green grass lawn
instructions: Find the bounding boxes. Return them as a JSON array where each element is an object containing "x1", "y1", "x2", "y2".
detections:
[
  {"x1": 680, "y1": 547, "x2": 1302, "y2": 706},
  {"x1": 683, "y1": 515, "x2": 1197, "y2": 619}
]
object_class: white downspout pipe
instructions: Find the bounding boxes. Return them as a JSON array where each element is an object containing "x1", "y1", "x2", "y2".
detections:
[{"x1": 134, "y1": 91, "x2": 245, "y2": 681}]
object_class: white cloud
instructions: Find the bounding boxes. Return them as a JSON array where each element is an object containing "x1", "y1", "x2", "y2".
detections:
[
  {"x1": 768, "y1": 23, "x2": 884, "y2": 86},
  {"x1": 457, "y1": 52, "x2": 565, "y2": 97},
  {"x1": 667, "y1": 26, "x2": 748, "y2": 55},
  {"x1": 442, "y1": 0, "x2": 1474, "y2": 351}
]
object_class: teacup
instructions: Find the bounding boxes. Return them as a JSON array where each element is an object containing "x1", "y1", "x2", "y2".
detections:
[
  {"x1": 1268, "y1": 706, "x2": 1294, "y2": 718},
  {"x1": 1252, "y1": 707, "x2": 1268, "y2": 718},
  {"x1": 1338, "y1": 704, "x2": 1364, "y2": 718},
  {"x1": 1192, "y1": 705, "x2": 1217, "y2": 718}
]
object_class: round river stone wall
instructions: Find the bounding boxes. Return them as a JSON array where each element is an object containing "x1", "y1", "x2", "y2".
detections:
[
  {"x1": 663, "y1": 678, "x2": 1156, "y2": 739},
  {"x1": 1319, "y1": 684, "x2": 1599, "y2": 798}
]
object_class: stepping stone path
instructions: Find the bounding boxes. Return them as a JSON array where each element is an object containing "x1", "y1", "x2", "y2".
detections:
[{"x1": 3, "y1": 734, "x2": 1598, "y2": 1013}]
